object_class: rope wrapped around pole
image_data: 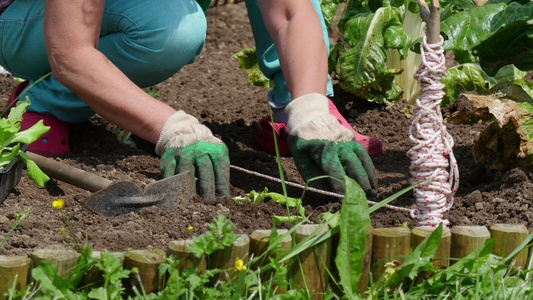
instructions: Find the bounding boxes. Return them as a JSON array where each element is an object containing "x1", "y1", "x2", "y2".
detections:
[{"x1": 407, "y1": 35, "x2": 459, "y2": 227}]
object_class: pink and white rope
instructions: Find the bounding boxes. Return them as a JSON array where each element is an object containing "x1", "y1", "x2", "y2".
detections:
[{"x1": 407, "y1": 35, "x2": 459, "y2": 227}]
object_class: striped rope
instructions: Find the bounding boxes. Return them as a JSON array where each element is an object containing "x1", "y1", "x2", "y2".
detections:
[{"x1": 407, "y1": 35, "x2": 459, "y2": 227}]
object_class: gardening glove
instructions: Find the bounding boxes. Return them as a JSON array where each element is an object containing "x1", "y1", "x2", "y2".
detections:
[
  {"x1": 156, "y1": 110, "x2": 230, "y2": 204},
  {"x1": 286, "y1": 93, "x2": 377, "y2": 197}
]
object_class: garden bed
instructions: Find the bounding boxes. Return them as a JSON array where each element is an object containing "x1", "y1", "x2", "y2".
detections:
[
  {"x1": 1, "y1": 1, "x2": 533, "y2": 259},
  {"x1": 1, "y1": 223, "x2": 532, "y2": 298}
]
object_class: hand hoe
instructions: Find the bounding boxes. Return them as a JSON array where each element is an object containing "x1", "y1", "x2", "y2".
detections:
[{"x1": 27, "y1": 152, "x2": 194, "y2": 217}]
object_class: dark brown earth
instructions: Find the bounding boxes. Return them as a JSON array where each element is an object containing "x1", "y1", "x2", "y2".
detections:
[{"x1": 2, "y1": 2, "x2": 533, "y2": 257}]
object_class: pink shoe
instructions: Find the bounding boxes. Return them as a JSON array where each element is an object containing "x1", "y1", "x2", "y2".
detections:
[
  {"x1": 9, "y1": 81, "x2": 70, "y2": 157},
  {"x1": 328, "y1": 100, "x2": 385, "y2": 157},
  {"x1": 255, "y1": 116, "x2": 291, "y2": 156},
  {"x1": 256, "y1": 99, "x2": 385, "y2": 158}
]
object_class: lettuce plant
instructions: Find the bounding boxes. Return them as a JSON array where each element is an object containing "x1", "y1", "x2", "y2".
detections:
[
  {"x1": 233, "y1": 48, "x2": 273, "y2": 88},
  {"x1": 441, "y1": 1, "x2": 533, "y2": 76},
  {"x1": 324, "y1": 0, "x2": 421, "y2": 104},
  {"x1": 1, "y1": 98, "x2": 50, "y2": 186},
  {"x1": 439, "y1": 1, "x2": 533, "y2": 105},
  {"x1": 323, "y1": 0, "x2": 533, "y2": 104}
]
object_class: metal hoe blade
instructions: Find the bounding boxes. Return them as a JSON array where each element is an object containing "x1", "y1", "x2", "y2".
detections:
[
  {"x1": 27, "y1": 152, "x2": 195, "y2": 217},
  {"x1": 82, "y1": 171, "x2": 194, "y2": 217}
]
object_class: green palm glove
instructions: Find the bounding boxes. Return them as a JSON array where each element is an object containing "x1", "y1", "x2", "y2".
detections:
[
  {"x1": 286, "y1": 94, "x2": 377, "y2": 196},
  {"x1": 156, "y1": 111, "x2": 230, "y2": 204}
]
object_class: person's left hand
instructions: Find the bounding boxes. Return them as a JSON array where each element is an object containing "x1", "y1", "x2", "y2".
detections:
[
  {"x1": 156, "y1": 111, "x2": 230, "y2": 204},
  {"x1": 285, "y1": 94, "x2": 377, "y2": 197}
]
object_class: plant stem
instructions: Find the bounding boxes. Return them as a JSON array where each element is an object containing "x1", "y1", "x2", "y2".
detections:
[{"x1": 268, "y1": 107, "x2": 292, "y2": 220}]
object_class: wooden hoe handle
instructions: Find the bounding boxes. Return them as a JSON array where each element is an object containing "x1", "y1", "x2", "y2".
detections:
[{"x1": 27, "y1": 152, "x2": 113, "y2": 192}]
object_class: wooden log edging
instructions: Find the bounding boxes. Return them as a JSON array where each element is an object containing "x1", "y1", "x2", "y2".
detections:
[{"x1": 1, "y1": 223, "x2": 532, "y2": 298}]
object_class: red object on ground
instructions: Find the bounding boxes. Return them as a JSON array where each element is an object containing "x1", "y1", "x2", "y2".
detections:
[
  {"x1": 255, "y1": 115, "x2": 291, "y2": 156},
  {"x1": 9, "y1": 81, "x2": 70, "y2": 157},
  {"x1": 327, "y1": 99, "x2": 385, "y2": 158},
  {"x1": 256, "y1": 99, "x2": 385, "y2": 158}
]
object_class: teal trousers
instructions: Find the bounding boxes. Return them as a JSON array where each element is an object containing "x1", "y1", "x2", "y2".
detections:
[
  {"x1": 245, "y1": 0, "x2": 334, "y2": 108},
  {"x1": 0, "y1": 0, "x2": 332, "y2": 122},
  {"x1": 0, "y1": 0, "x2": 206, "y2": 122}
]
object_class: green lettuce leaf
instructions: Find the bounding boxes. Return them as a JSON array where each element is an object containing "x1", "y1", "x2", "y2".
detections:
[
  {"x1": 20, "y1": 152, "x2": 50, "y2": 187},
  {"x1": 441, "y1": 2, "x2": 533, "y2": 75},
  {"x1": 0, "y1": 98, "x2": 50, "y2": 186},
  {"x1": 442, "y1": 64, "x2": 533, "y2": 106},
  {"x1": 337, "y1": 6, "x2": 410, "y2": 103},
  {"x1": 233, "y1": 48, "x2": 273, "y2": 88}
]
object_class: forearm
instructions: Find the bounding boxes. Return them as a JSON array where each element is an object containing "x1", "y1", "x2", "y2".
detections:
[
  {"x1": 49, "y1": 48, "x2": 174, "y2": 144},
  {"x1": 44, "y1": 0, "x2": 174, "y2": 144},
  {"x1": 257, "y1": 0, "x2": 328, "y2": 99}
]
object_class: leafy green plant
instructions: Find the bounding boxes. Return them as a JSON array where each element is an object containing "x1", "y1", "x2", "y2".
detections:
[
  {"x1": 1, "y1": 98, "x2": 50, "y2": 186},
  {"x1": 86, "y1": 251, "x2": 131, "y2": 299},
  {"x1": 334, "y1": 176, "x2": 371, "y2": 298},
  {"x1": 20, "y1": 247, "x2": 96, "y2": 299},
  {"x1": 233, "y1": 187, "x2": 306, "y2": 225},
  {"x1": 233, "y1": 48, "x2": 273, "y2": 88},
  {"x1": 440, "y1": 1, "x2": 533, "y2": 77},
  {"x1": 189, "y1": 214, "x2": 239, "y2": 259},
  {"x1": 322, "y1": 0, "x2": 533, "y2": 105},
  {"x1": 324, "y1": 0, "x2": 415, "y2": 104},
  {"x1": 317, "y1": 0, "x2": 533, "y2": 170}
]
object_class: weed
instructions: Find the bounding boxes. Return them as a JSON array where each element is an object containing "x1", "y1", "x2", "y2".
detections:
[{"x1": 53, "y1": 199, "x2": 87, "y2": 252}]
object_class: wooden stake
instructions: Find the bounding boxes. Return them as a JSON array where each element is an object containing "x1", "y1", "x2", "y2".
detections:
[
  {"x1": 31, "y1": 249, "x2": 79, "y2": 278},
  {"x1": 527, "y1": 228, "x2": 533, "y2": 280},
  {"x1": 210, "y1": 234, "x2": 250, "y2": 282},
  {"x1": 123, "y1": 249, "x2": 166, "y2": 295},
  {"x1": 450, "y1": 226, "x2": 490, "y2": 262},
  {"x1": 489, "y1": 224, "x2": 529, "y2": 269},
  {"x1": 371, "y1": 227, "x2": 411, "y2": 282},
  {"x1": 357, "y1": 226, "x2": 374, "y2": 292},
  {"x1": 412, "y1": 226, "x2": 451, "y2": 269},
  {"x1": 0, "y1": 255, "x2": 30, "y2": 300},
  {"x1": 167, "y1": 239, "x2": 207, "y2": 273},
  {"x1": 249, "y1": 229, "x2": 292, "y2": 294},
  {"x1": 291, "y1": 224, "x2": 332, "y2": 300},
  {"x1": 249, "y1": 229, "x2": 292, "y2": 269}
]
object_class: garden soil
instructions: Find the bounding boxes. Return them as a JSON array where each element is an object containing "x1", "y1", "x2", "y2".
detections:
[{"x1": 2, "y1": 2, "x2": 533, "y2": 256}]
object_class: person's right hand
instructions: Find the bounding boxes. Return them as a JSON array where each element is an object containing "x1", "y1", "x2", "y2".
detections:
[
  {"x1": 286, "y1": 94, "x2": 377, "y2": 197},
  {"x1": 156, "y1": 111, "x2": 230, "y2": 204}
]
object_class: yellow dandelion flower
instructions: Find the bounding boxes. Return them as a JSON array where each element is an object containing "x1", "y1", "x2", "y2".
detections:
[
  {"x1": 52, "y1": 199, "x2": 65, "y2": 209},
  {"x1": 187, "y1": 226, "x2": 194, "y2": 232},
  {"x1": 235, "y1": 257, "x2": 246, "y2": 271}
]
